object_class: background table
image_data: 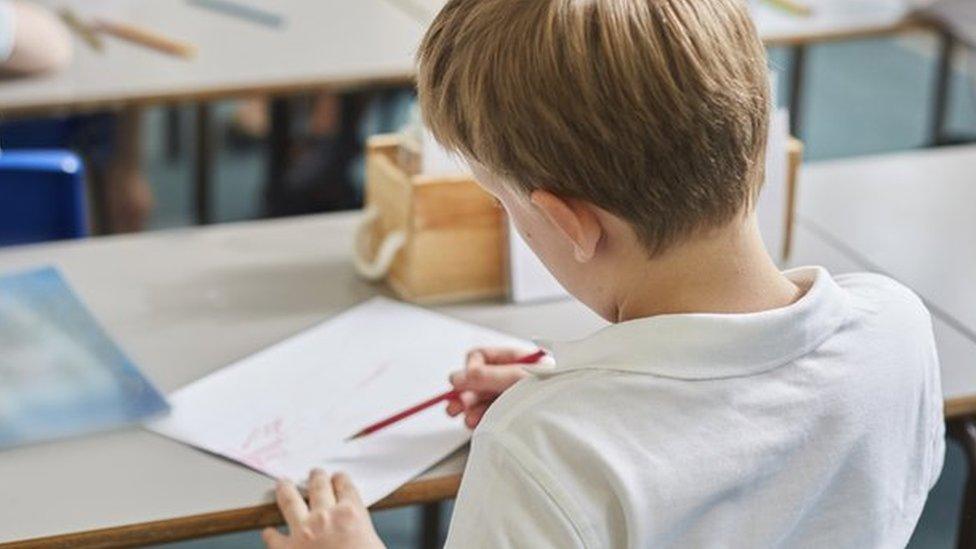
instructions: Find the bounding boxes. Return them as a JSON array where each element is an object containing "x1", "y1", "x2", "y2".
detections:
[
  {"x1": 0, "y1": 0, "x2": 925, "y2": 116},
  {"x1": 0, "y1": 0, "x2": 945, "y2": 227},
  {"x1": 0, "y1": 0, "x2": 421, "y2": 115}
]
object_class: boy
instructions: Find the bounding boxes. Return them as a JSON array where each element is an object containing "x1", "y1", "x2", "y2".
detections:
[{"x1": 264, "y1": 0, "x2": 945, "y2": 547}]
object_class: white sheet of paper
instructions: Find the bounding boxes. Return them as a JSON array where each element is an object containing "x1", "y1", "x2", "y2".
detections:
[
  {"x1": 757, "y1": 106, "x2": 791, "y2": 266},
  {"x1": 749, "y1": 0, "x2": 908, "y2": 38},
  {"x1": 507, "y1": 219, "x2": 569, "y2": 303},
  {"x1": 147, "y1": 297, "x2": 534, "y2": 505},
  {"x1": 421, "y1": 128, "x2": 470, "y2": 177}
]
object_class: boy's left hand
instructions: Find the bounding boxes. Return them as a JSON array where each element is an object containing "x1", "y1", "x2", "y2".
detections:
[{"x1": 263, "y1": 469, "x2": 385, "y2": 549}]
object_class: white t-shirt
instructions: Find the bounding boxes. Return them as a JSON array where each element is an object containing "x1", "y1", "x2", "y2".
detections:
[{"x1": 446, "y1": 267, "x2": 945, "y2": 548}]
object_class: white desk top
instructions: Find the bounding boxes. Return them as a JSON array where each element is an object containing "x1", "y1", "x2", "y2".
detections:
[
  {"x1": 0, "y1": 212, "x2": 603, "y2": 545},
  {"x1": 797, "y1": 145, "x2": 976, "y2": 344},
  {"x1": 0, "y1": 0, "x2": 422, "y2": 115},
  {"x1": 0, "y1": 0, "x2": 922, "y2": 115}
]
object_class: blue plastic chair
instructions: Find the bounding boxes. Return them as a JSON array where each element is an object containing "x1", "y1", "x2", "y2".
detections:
[{"x1": 0, "y1": 150, "x2": 88, "y2": 247}]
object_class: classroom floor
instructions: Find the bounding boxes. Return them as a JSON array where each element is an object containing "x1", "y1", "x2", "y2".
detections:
[{"x1": 149, "y1": 36, "x2": 976, "y2": 549}]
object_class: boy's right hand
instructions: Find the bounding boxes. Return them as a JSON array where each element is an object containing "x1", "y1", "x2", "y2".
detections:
[{"x1": 446, "y1": 348, "x2": 534, "y2": 429}]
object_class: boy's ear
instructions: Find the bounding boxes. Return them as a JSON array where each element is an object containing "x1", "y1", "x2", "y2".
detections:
[{"x1": 529, "y1": 190, "x2": 603, "y2": 262}]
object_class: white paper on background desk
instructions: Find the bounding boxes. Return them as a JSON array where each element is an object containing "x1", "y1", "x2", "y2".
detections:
[
  {"x1": 757, "y1": 106, "x2": 791, "y2": 266},
  {"x1": 148, "y1": 297, "x2": 534, "y2": 505},
  {"x1": 749, "y1": 0, "x2": 909, "y2": 37},
  {"x1": 507, "y1": 219, "x2": 569, "y2": 303}
]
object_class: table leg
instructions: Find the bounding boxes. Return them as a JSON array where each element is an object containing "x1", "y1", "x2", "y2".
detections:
[
  {"x1": 194, "y1": 103, "x2": 214, "y2": 225},
  {"x1": 420, "y1": 502, "x2": 443, "y2": 549},
  {"x1": 787, "y1": 44, "x2": 807, "y2": 139},
  {"x1": 264, "y1": 97, "x2": 294, "y2": 216},
  {"x1": 930, "y1": 29, "x2": 955, "y2": 147},
  {"x1": 166, "y1": 104, "x2": 182, "y2": 161},
  {"x1": 85, "y1": 157, "x2": 110, "y2": 235},
  {"x1": 949, "y1": 416, "x2": 976, "y2": 549}
]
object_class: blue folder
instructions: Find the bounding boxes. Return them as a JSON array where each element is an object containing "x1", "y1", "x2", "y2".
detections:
[{"x1": 0, "y1": 267, "x2": 169, "y2": 449}]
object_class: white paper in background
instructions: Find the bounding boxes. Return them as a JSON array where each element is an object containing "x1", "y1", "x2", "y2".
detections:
[
  {"x1": 757, "y1": 107, "x2": 791, "y2": 266},
  {"x1": 507, "y1": 220, "x2": 569, "y2": 303},
  {"x1": 749, "y1": 0, "x2": 909, "y2": 38},
  {"x1": 148, "y1": 297, "x2": 534, "y2": 505},
  {"x1": 421, "y1": 128, "x2": 470, "y2": 177}
]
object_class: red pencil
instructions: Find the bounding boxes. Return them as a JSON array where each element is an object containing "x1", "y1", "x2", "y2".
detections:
[{"x1": 347, "y1": 349, "x2": 547, "y2": 440}]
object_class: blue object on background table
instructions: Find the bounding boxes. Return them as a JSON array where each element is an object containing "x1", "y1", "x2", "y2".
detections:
[
  {"x1": 187, "y1": 0, "x2": 285, "y2": 27},
  {"x1": 0, "y1": 267, "x2": 169, "y2": 450},
  {"x1": 0, "y1": 150, "x2": 88, "y2": 246}
]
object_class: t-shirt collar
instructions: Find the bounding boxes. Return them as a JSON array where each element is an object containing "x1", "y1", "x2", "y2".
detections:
[{"x1": 534, "y1": 267, "x2": 851, "y2": 381}]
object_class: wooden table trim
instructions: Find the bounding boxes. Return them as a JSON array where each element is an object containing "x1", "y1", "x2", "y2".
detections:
[
  {"x1": 947, "y1": 396, "x2": 976, "y2": 420},
  {"x1": 4, "y1": 396, "x2": 972, "y2": 548},
  {"x1": 0, "y1": 474, "x2": 461, "y2": 548}
]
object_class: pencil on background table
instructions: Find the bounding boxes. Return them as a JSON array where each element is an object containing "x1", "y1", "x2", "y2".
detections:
[
  {"x1": 93, "y1": 19, "x2": 197, "y2": 59},
  {"x1": 762, "y1": 0, "x2": 813, "y2": 17},
  {"x1": 186, "y1": 0, "x2": 285, "y2": 28}
]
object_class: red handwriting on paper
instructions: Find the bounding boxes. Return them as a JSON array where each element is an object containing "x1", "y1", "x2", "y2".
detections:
[
  {"x1": 237, "y1": 417, "x2": 287, "y2": 469},
  {"x1": 351, "y1": 361, "x2": 392, "y2": 393}
]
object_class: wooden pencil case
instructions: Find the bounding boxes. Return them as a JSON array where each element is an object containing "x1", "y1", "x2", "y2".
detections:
[{"x1": 355, "y1": 135, "x2": 506, "y2": 304}]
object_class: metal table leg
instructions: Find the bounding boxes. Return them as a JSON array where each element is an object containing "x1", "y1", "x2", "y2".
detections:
[
  {"x1": 420, "y1": 502, "x2": 443, "y2": 549},
  {"x1": 931, "y1": 30, "x2": 956, "y2": 147},
  {"x1": 787, "y1": 44, "x2": 808, "y2": 139},
  {"x1": 166, "y1": 104, "x2": 182, "y2": 161},
  {"x1": 194, "y1": 103, "x2": 214, "y2": 225},
  {"x1": 949, "y1": 416, "x2": 976, "y2": 549},
  {"x1": 264, "y1": 96, "x2": 294, "y2": 216}
]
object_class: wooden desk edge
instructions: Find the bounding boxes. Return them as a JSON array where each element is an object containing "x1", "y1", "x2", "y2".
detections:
[
  {"x1": 5, "y1": 394, "x2": 974, "y2": 547},
  {"x1": 0, "y1": 474, "x2": 462, "y2": 549},
  {"x1": 946, "y1": 395, "x2": 976, "y2": 420}
]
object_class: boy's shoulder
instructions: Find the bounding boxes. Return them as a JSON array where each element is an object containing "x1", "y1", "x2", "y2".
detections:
[
  {"x1": 834, "y1": 271, "x2": 927, "y2": 312},
  {"x1": 832, "y1": 271, "x2": 933, "y2": 335}
]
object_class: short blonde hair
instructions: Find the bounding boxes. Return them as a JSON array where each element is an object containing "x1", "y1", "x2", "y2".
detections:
[{"x1": 417, "y1": 0, "x2": 770, "y2": 255}]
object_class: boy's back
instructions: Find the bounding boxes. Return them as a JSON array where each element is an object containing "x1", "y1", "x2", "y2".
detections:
[{"x1": 447, "y1": 269, "x2": 944, "y2": 547}]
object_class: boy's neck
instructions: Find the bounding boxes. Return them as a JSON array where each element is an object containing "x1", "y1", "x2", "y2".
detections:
[{"x1": 611, "y1": 215, "x2": 803, "y2": 323}]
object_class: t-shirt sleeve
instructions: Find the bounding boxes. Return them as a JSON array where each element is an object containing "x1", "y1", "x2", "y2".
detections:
[
  {"x1": 0, "y1": 1, "x2": 15, "y2": 63},
  {"x1": 444, "y1": 432, "x2": 588, "y2": 549}
]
